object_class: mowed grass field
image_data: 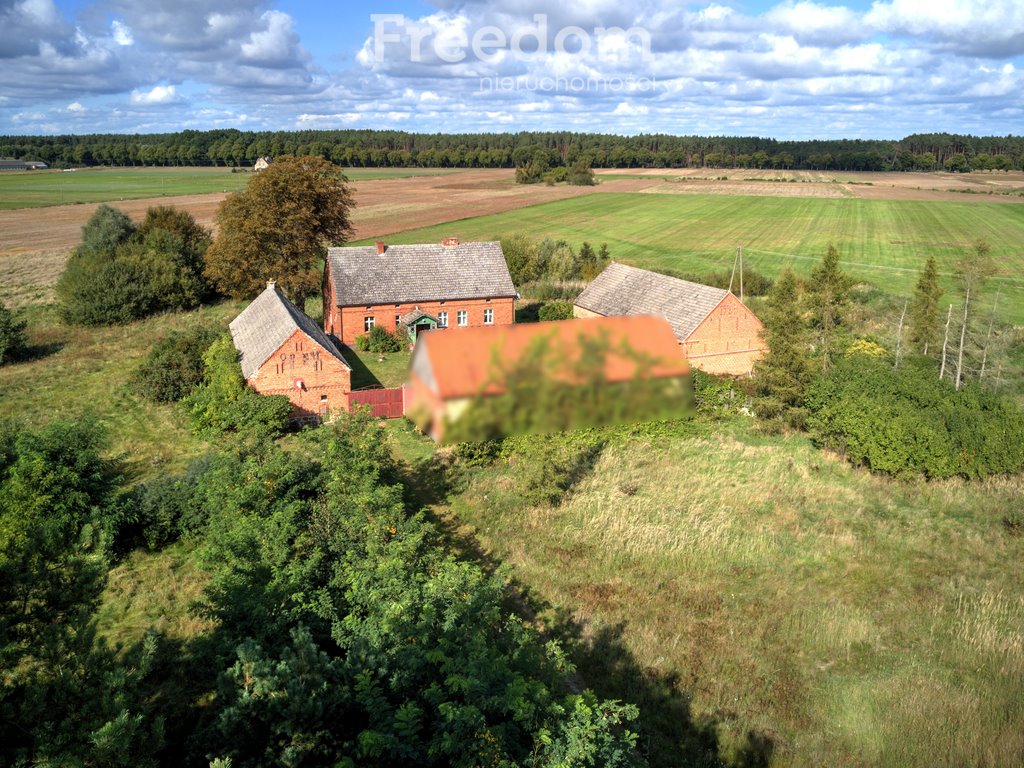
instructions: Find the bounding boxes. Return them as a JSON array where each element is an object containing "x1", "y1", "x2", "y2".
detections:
[
  {"x1": 368, "y1": 193, "x2": 1024, "y2": 323},
  {"x1": 0, "y1": 166, "x2": 464, "y2": 209},
  {"x1": 441, "y1": 423, "x2": 1024, "y2": 768}
]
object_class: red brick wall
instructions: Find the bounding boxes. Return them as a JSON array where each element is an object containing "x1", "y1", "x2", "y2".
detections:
[
  {"x1": 249, "y1": 329, "x2": 352, "y2": 420},
  {"x1": 682, "y1": 293, "x2": 766, "y2": 376},
  {"x1": 337, "y1": 297, "x2": 515, "y2": 346}
]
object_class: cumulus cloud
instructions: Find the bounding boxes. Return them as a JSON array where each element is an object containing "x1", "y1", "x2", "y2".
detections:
[{"x1": 130, "y1": 84, "x2": 179, "y2": 104}]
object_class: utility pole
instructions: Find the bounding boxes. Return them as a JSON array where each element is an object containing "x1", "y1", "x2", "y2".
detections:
[{"x1": 739, "y1": 246, "x2": 744, "y2": 304}]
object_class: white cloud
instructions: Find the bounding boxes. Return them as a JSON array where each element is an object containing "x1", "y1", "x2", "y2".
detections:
[
  {"x1": 130, "y1": 85, "x2": 179, "y2": 104},
  {"x1": 111, "y1": 20, "x2": 133, "y2": 46},
  {"x1": 66, "y1": 101, "x2": 85, "y2": 112}
]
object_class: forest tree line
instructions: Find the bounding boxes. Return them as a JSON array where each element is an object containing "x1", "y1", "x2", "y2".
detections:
[{"x1": 3, "y1": 129, "x2": 1024, "y2": 172}]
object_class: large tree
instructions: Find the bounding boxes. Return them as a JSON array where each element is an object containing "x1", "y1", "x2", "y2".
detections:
[
  {"x1": 952, "y1": 240, "x2": 996, "y2": 389},
  {"x1": 754, "y1": 268, "x2": 814, "y2": 426},
  {"x1": 204, "y1": 155, "x2": 355, "y2": 305},
  {"x1": 807, "y1": 244, "x2": 852, "y2": 372},
  {"x1": 908, "y1": 256, "x2": 943, "y2": 356}
]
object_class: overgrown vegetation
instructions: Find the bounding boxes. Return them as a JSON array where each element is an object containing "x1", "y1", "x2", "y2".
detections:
[
  {"x1": 133, "y1": 324, "x2": 221, "y2": 403},
  {"x1": 56, "y1": 204, "x2": 212, "y2": 325},
  {"x1": 501, "y1": 233, "x2": 610, "y2": 286},
  {"x1": 355, "y1": 323, "x2": 405, "y2": 353},
  {"x1": 0, "y1": 300, "x2": 27, "y2": 365}
]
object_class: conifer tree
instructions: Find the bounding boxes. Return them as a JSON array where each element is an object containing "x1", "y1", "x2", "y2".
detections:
[
  {"x1": 807, "y1": 244, "x2": 852, "y2": 372},
  {"x1": 908, "y1": 256, "x2": 943, "y2": 355},
  {"x1": 754, "y1": 268, "x2": 814, "y2": 426}
]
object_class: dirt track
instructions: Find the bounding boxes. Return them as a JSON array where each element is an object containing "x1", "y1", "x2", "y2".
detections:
[{"x1": 2, "y1": 167, "x2": 1022, "y2": 306}]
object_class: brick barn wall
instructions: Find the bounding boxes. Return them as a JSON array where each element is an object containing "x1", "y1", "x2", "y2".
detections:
[
  {"x1": 249, "y1": 329, "x2": 352, "y2": 420},
  {"x1": 336, "y1": 297, "x2": 515, "y2": 346},
  {"x1": 682, "y1": 293, "x2": 766, "y2": 376}
]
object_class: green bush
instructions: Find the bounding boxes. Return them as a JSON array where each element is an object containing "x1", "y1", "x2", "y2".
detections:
[
  {"x1": 133, "y1": 324, "x2": 220, "y2": 403},
  {"x1": 57, "y1": 204, "x2": 212, "y2": 326},
  {"x1": 366, "y1": 323, "x2": 404, "y2": 353},
  {"x1": 0, "y1": 300, "x2": 28, "y2": 365},
  {"x1": 806, "y1": 357, "x2": 1024, "y2": 479},
  {"x1": 538, "y1": 300, "x2": 574, "y2": 321},
  {"x1": 186, "y1": 334, "x2": 292, "y2": 438}
]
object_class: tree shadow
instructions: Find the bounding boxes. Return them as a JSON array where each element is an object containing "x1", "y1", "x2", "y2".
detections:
[
  {"x1": 515, "y1": 302, "x2": 542, "y2": 324},
  {"x1": 400, "y1": 447, "x2": 776, "y2": 768},
  {"x1": 16, "y1": 339, "x2": 66, "y2": 363},
  {"x1": 339, "y1": 347, "x2": 382, "y2": 390}
]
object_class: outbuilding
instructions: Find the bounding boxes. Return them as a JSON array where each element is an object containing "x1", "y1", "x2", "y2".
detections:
[
  {"x1": 573, "y1": 263, "x2": 766, "y2": 375},
  {"x1": 230, "y1": 280, "x2": 352, "y2": 422}
]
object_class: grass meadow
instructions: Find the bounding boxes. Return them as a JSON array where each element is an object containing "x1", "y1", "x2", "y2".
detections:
[
  {"x1": 363, "y1": 193, "x2": 1024, "y2": 323},
  {"x1": 0, "y1": 166, "x2": 463, "y2": 209},
  {"x1": 438, "y1": 421, "x2": 1024, "y2": 767}
]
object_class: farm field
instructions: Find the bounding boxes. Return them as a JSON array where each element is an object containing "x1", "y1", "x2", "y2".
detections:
[
  {"x1": 436, "y1": 422, "x2": 1024, "y2": 767},
  {"x1": 0, "y1": 165, "x2": 465, "y2": 210},
  {"x1": 368, "y1": 193, "x2": 1024, "y2": 323}
]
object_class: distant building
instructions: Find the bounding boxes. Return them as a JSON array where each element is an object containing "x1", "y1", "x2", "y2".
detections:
[
  {"x1": 322, "y1": 238, "x2": 517, "y2": 346},
  {"x1": 574, "y1": 263, "x2": 766, "y2": 376},
  {"x1": 254, "y1": 156, "x2": 272, "y2": 171},
  {"x1": 0, "y1": 159, "x2": 48, "y2": 171},
  {"x1": 405, "y1": 315, "x2": 691, "y2": 441},
  {"x1": 230, "y1": 280, "x2": 352, "y2": 422}
]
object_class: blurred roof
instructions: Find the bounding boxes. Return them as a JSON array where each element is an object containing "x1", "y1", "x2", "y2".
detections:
[{"x1": 412, "y1": 315, "x2": 689, "y2": 400}]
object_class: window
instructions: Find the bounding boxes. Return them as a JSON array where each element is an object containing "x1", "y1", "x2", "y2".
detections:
[
  {"x1": 364, "y1": 316, "x2": 375, "y2": 332},
  {"x1": 395, "y1": 315, "x2": 401, "y2": 327},
  {"x1": 457, "y1": 310, "x2": 468, "y2": 327},
  {"x1": 483, "y1": 308, "x2": 494, "y2": 325},
  {"x1": 438, "y1": 311, "x2": 448, "y2": 328}
]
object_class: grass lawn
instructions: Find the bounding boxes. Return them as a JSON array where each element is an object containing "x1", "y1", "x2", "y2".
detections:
[
  {"x1": 431, "y1": 419, "x2": 1024, "y2": 768},
  {"x1": 342, "y1": 347, "x2": 412, "y2": 389},
  {"x1": 0, "y1": 301, "x2": 240, "y2": 481},
  {"x1": 0, "y1": 166, "x2": 465, "y2": 209},
  {"x1": 361, "y1": 193, "x2": 1024, "y2": 323}
]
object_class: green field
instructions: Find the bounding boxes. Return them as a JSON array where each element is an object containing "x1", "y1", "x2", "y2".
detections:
[
  {"x1": 0, "y1": 166, "x2": 463, "y2": 209},
  {"x1": 365, "y1": 193, "x2": 1024, "y2": 323}
]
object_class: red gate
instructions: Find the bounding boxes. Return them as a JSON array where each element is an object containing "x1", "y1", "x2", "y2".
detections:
[{"x1": 349, "y1": 387, "x2": 405, "y2": 419}]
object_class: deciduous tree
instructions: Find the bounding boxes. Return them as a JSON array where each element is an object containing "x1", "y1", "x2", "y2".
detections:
[{"x1": 204, "y1": 155, "x2": 354, "y2": 305}]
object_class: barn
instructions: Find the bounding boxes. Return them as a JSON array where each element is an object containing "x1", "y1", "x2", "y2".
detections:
[
  {"x1": 322, "y1": 238, "x2": 517, "y2": 346},
  {"x1": 573, "y1": 263, "x2": 766, "y2": 376},
  {"x1": 406, "y1": 315, "x2": 691, "y2": 441},
  {"x1": 230, "y1": 281, "x2": 352, "y2": 422}
]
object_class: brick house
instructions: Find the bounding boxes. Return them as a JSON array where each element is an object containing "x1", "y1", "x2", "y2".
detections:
[
  {"x1": 230, "y1": 281, "x2": 352, "y2": 422},
  {"x1": 322, "y1": 238, "x2": 517, "y2": 347},
  {"x1": 573, "y1": 263, "x2": 766, "y2": 376},
  {"x1": 406, "y1": 315, "x2": 691, "y2": 441}
]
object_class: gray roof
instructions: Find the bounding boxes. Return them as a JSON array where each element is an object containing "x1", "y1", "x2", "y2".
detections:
[
  {"x1": 229, "y1": 282, "x2": 350, "y2": 379},
  {"x1": 574, "y1": 263, "x2": 730, "y2": 342},
  {"x1": 326, "y1": 241, "x2": 516, "y2": 307},
  {"x1": 399, "y1": 308, "x2": 438, "y2": 327}
]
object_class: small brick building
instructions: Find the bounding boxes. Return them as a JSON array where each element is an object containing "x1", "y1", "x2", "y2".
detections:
[
  {"x1": 574, "y1": 263, "x2": 766, "y2": 376},
  {"x1": 322, "y1": 238, "x2": 517, "y2": 347},
  {"x1": 230, "y1": 281, "x2": 352, "y2": 422}
]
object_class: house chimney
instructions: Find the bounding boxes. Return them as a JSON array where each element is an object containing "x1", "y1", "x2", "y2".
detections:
[
  {"x1": 442, "y1": 237, "x2": 459, "y2": 248},
  {"x1": 376, "y1": 240, "x2": 386, "y2": 255},
  {"x1": 267, "y1": 279, "x2": 276, "y2": 289}
]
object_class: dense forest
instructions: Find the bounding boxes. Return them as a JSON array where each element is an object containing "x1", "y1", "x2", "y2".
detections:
[{"x1": 2, "y1": 129, "x2": 1023, "y2": 172}]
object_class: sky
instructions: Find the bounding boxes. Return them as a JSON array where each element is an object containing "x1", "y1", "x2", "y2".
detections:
[{"x1": 1, "y1": 0, "x2": 1022, "y2": 139}]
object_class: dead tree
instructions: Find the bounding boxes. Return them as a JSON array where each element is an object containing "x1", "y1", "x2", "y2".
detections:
[
  {"x1": 980, "y1": 289, "x2": 1001, "y2": 380},
  {"x1": 955, "y1": 285, "x2": 971, "y2": 390},
  {"x1": 939, "y1": 304, "x2": 953, "y2": 382},
  {"x1": 894, "y1": 299, "x2": 908, "y2": 369}
]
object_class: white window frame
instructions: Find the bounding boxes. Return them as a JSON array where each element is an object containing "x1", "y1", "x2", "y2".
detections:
[
  {"x1": 483, "y1": 308, "x2": 494, "y2": 325},
  {"x1": 364, "y1": 316, "x2": 375, "y2": 332},
  {"x1": 457, "y1": 310, "x2": 468, "y2": 327},
  {"x1": 438, "y1": 311, "x2": 448, "y2": 328}
]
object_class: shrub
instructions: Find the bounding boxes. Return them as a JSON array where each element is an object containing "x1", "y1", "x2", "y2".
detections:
[
  {"x1": 364, "y1": 324, "x2": 404, "y2": 353},
  {"x1": 133, "y1": 324, "x2": 221, "y2": 403},
  {"x1": 57, "y1": 204, "x2": 211, "y2": 326},
  {"x1": 186, "y1": 334, "x2": 292, "y2": 438},
  {"x1": 806, "y1": 357, "x2": 1024, "y2": 479},
  {"x1": 538, "y1": 300, "x2": 574, "y2": 321},
  {"x1": 0, "y1": 300, "x2": 28, "y2": 365}
]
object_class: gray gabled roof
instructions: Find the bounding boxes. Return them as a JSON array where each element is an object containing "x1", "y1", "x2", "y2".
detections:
[
  {"x1": 229, "y1": 282, "x2": 350, "y2": 379},
  {"x1": 574, "y1": 263, "x2": 730, "y2": 342},
  {"x1": 399, "y1": 308, "x2": 439, "y2": 327},
  {"x1": 326, "y1": 241, "x2": 516, "y2": 307}
]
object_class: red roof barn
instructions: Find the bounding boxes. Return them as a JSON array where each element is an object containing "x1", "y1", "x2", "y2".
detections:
[{"x1": 230, "y1": 281, "x2": 352, "y2": 422}]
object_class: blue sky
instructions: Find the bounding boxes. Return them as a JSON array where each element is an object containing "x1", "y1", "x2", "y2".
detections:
[{"x1": 1, "y1": 0, "x2": 1021, "y2": 138}]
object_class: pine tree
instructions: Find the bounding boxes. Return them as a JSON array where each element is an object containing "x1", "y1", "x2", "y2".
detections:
[
  {"x1": 754, "y1": 268, "x2": 814, "y2": 426},
  {"x1": 807, "y1": 244, "x2": 852, "y2": 372},
  {"x1": 908, "y1": 256, "x2": 943, "y2": 355}
]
